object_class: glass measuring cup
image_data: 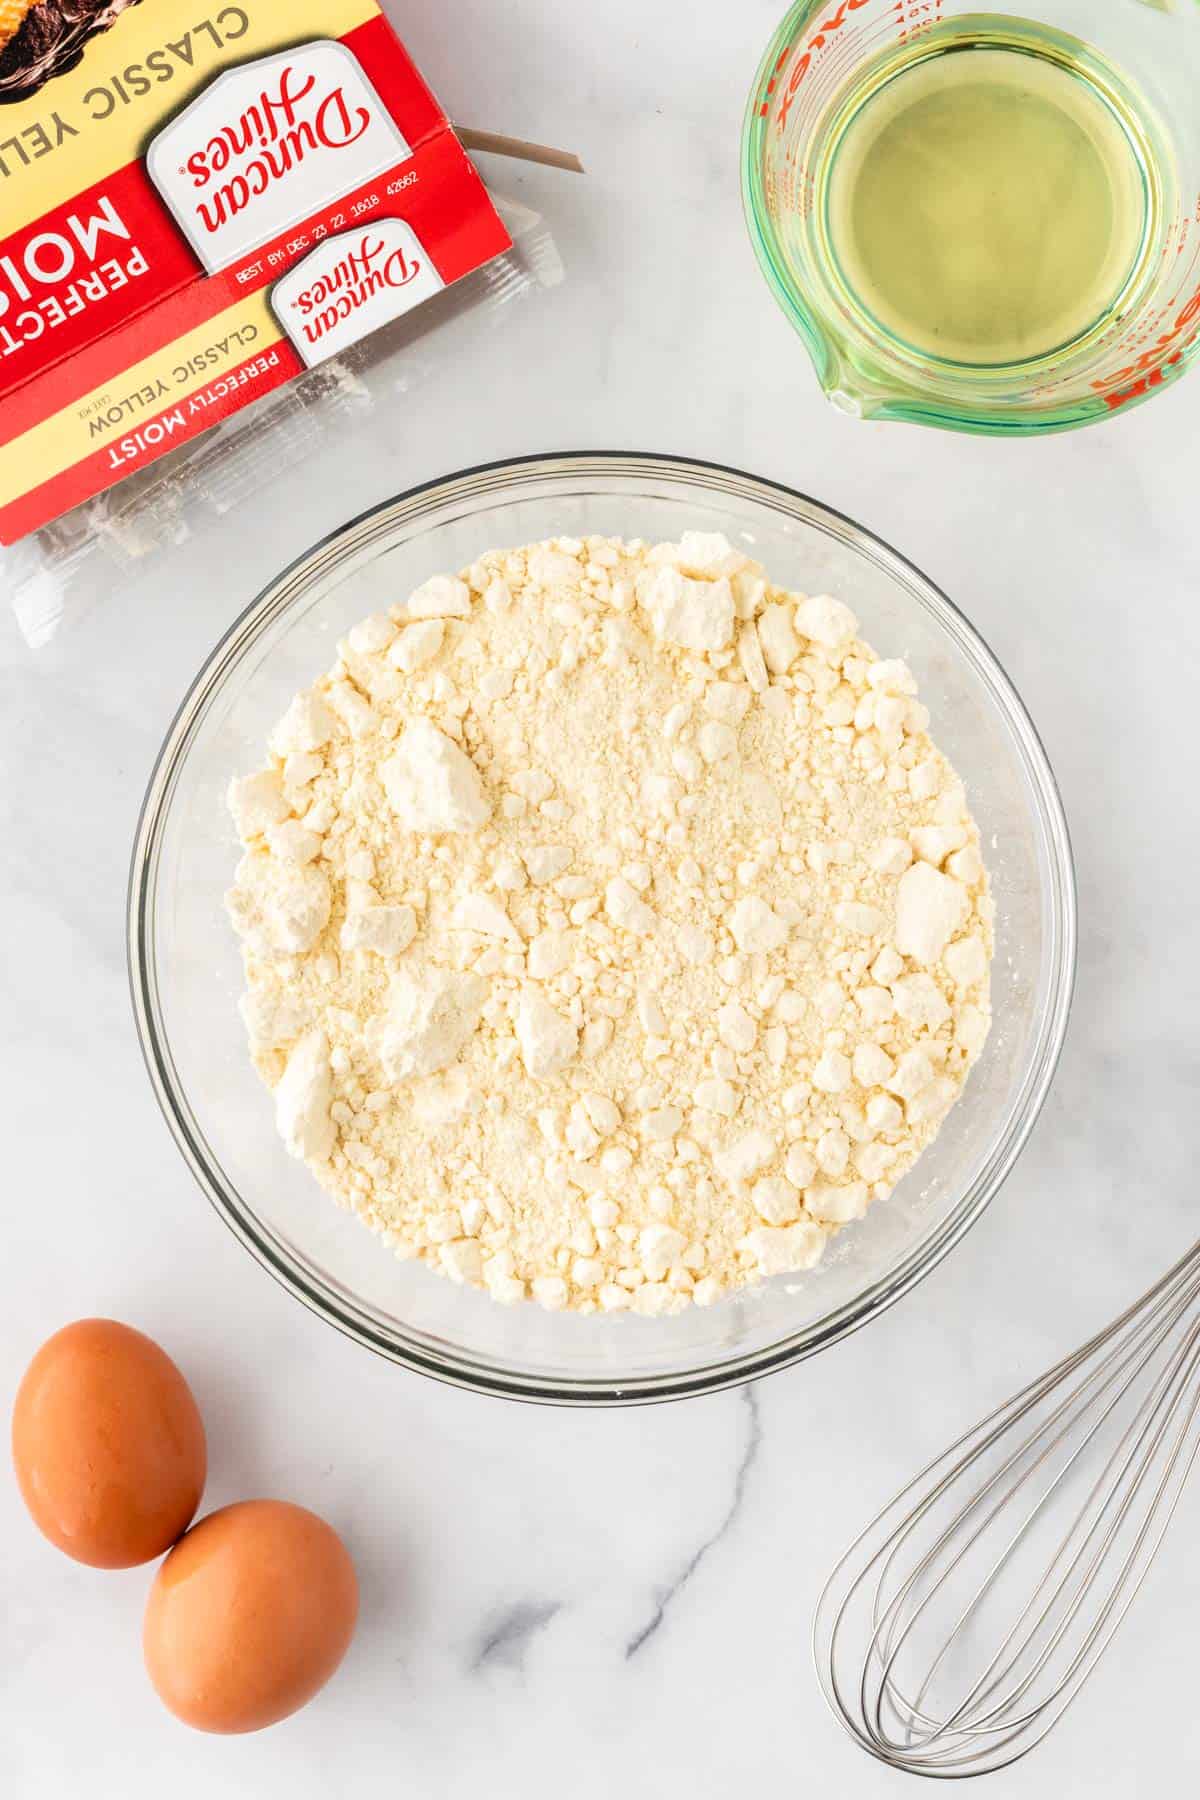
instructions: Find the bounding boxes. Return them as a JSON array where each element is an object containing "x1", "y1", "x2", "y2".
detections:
[{"x1": 742, "y1": 1, "x2": 1200, "y2": 433}]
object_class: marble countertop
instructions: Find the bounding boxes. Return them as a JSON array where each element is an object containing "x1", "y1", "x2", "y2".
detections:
[{"x1": 4, "y1": 1, "x2": 1200, "y2": 1793}]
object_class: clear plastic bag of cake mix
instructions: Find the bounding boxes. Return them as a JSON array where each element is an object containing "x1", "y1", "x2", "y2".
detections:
[{"x1": 5, "y1": 191, "x2": 567, "y2": 650}]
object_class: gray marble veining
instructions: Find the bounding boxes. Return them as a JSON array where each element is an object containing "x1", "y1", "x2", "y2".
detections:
[{"x1": 4, "y1": 0, "x2": 1200, "y2": 1795}]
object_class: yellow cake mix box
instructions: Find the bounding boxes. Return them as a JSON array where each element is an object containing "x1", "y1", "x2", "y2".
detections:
[{"x1": 0, "y1": 0, "x2": 511, "y2": 541}]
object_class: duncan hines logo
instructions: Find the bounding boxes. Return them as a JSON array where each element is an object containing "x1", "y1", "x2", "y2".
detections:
[
  {"x1": 270, "y1": 220, "x2": 444, "y2": 367},
  {"x1": 147, "y1": 43, "x2": 412, "y2": 275}
]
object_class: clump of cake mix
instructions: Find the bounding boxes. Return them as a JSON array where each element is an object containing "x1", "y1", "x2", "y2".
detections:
[{"x1": 226, "y1": 531, "x2": 992, "y2": 1316}]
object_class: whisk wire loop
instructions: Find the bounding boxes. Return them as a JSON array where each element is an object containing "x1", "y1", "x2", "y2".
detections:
[{"x1": 815, "y1": 1238, "x2": 1200, "y2": 1777}]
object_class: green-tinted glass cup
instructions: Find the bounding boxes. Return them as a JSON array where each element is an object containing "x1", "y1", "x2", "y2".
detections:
[{"x1": 742, "y1": 1, "x2": 1200, "y2": 434}]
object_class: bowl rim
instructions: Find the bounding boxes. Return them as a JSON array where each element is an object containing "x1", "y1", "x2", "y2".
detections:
[{"x1": 127, "y1": 449, "x2": 1077, "y2": 1406}]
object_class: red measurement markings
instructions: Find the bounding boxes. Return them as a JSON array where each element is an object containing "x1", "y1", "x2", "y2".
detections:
[
  {"x1": 1093, "y1": 272, "x2": 1200, "y2": 410},
  {"x1": 764, "y1": 0, "x2": 878, "y2": 129},
  {"x1": 895, "y1": 0, "x2": 942, "y2": 46}
]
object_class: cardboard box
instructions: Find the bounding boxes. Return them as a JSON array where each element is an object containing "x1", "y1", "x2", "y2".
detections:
[{"x1": 0, "y1": 0, "x2": 511, "y2": 542}]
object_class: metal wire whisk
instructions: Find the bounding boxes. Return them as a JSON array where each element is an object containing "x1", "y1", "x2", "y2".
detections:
[{"x1": 813, "y1": 1238, "x2": 1200, "y2": 1778}]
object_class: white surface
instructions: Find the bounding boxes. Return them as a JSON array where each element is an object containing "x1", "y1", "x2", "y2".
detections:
[{"x1": 3, "y1": 0, "x2": 1200, "y2": 1793}]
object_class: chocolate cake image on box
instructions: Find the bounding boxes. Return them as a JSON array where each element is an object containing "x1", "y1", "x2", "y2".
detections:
[{"x1": 0, "y1": 0, "x2": 143, "y2": 103}]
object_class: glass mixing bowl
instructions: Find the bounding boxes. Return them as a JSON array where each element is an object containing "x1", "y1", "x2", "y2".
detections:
[{"x1": 128, "y1": 453, "x2": 1076, "y2": 1405}]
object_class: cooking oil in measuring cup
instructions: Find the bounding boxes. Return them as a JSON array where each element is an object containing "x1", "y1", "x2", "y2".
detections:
[
  {"x1": 811, "y1": 16, "x2": 1170, "y2": 371},
  {"x1": 745, "y1": 2, "x2": 1200, "y2": 431}
]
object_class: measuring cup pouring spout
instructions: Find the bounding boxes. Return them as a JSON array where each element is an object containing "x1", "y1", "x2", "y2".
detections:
[{"x1": 743, "y1": 1, "x2": 1200, "y2": 435}]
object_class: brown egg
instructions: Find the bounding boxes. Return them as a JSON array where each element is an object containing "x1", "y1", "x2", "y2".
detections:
[
  {"x1": 12, "y1": 1319, "x2": 206, "y2": 1569},
  {"x1": 143, "y1": 1499, "x2": 359, "y2": 1733}
]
